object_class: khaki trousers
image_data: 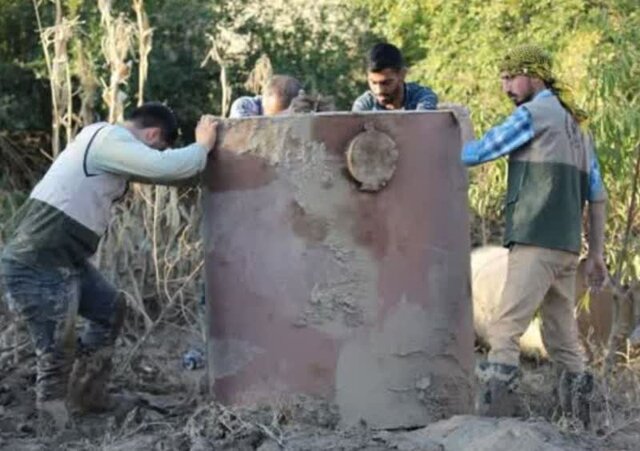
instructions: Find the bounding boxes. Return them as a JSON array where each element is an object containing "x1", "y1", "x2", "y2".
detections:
[{"x1": 488, "y1": 244, "x2": 586, "y2": 372}]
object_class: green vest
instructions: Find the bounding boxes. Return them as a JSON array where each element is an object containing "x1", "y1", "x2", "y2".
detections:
[{"x1": 504, "y1": 95, "x2": 591, "y2": 254}]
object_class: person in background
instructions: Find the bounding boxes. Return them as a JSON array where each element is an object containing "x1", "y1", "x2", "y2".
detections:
[
  {"x1": 229, "y1": 74, "x2": 302, "y2": 118},
  {"x1": 352, "y1": 42, "x2": 438, "y2": 112}
]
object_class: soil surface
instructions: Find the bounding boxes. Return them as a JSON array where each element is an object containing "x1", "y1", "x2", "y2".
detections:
[{"x1": 1, "y1": 321, "x2": 638, "y2": 451}]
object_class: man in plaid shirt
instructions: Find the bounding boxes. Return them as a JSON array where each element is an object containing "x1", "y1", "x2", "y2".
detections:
[{"x1": 461, "y1": 44, "x2": 607, "y2": 427}]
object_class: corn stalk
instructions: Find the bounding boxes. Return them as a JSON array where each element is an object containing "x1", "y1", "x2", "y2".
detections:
[
  {"x1": 133, "y1": 0, "x2": 153, "y2": 107},
  {"x1": 202, "y1": 34, "x2": 232, "y2": 118},
  {"x1": 244, "y1": 54, "x2": 273, "y2": 95},
  {"x1": 74, "y1": 40, "x2": 99, "y2": 128},
  {"x1": 33, "y1": 0, "x2": 78, "y2": 156},
  {"x1": 98, "y1": 0, "x2": 135, "y2": 123},
  {"x1": 131, "y1": 0, "x2": 168, "y2": 301}
]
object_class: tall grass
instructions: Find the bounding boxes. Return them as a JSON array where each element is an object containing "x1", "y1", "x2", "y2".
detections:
[{"x1": 587, "y1": 7, "x2": 640, "y2": 285}]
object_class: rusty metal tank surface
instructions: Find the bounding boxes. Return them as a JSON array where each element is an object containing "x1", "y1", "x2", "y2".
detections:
[{"x1": 202, "y1": 111, "x2": 474, "y2": 429}]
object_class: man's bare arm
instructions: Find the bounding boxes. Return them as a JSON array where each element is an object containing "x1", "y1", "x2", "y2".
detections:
[
  {"x1": 585, "y1": 200, "x2": 607, "y2": 289},
  {"x1": 588, "y1": 200, "x2": 606, "y2": 256}
]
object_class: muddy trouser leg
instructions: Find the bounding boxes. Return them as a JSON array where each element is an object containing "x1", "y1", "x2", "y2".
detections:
[
  {"x1": 77, "y1": 262, "x2": 124, "y2": 350},
  {"x1": 538, "y1": 253, "x2": 593, "y2": 427},
  {"x1": 487, "y1": 245, "x2": 555, "y2": 366},
  {"x1": 479, "y1": 245, "x2": 556, "y2": 416},
  {"x1": 0, "y1": 260, "x2": 79, "y2": 424},
  {"x1": 539, "y1": 254, "x2": 585, "y2": 374},
  {"x1": 69, "y1": 262, "x2": 125, "y2": 413}
]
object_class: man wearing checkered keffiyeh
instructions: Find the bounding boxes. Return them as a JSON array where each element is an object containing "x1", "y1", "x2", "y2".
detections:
[
  {"x1": 498, "y1": 44, "x2": 588, "y2": 123},
  {"x1": 461, "y1": 44, "x2": 607, "y2": 427}
]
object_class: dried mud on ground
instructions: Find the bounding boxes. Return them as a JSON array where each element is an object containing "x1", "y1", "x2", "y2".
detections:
[{"x1": 0, "y1": 323, "x2": 639, "y2": 450}]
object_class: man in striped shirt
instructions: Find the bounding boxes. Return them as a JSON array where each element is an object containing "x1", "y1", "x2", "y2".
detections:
[
  {"x1": 352, "y1": 43, "x2": 438, "y2": 112},
  {"x1": 462, "y1": 45, "x2": 607, "y2": 427}
]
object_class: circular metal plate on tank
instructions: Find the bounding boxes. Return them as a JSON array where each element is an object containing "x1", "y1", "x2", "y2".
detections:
[{"x1": 346, "y1": 124, "x2": 399, "y2": 192}]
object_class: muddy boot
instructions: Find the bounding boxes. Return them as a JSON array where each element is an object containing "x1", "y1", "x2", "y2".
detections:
[
  {"x1": 69, "y1": 346, "x2": 141, "y2": 419},
  {"x1": 68, "y1": 346, "x2": 116, "y2": 414},
  {"x1": 558, "y1": 370, "x2": 594, "y2": 428},
  {"x1": 574, "y1": 372, "x2": 594, "y2": 428},
  {"x1": 35, "y1": 351, "x2": 73, "y2": 433},
  {"x1": 37, "y1": 399, "x2": 70, "y2": 435},
  {"x1": 69, "y1": 292, "x2": 128, "y2": 414},
  {"x1": 475, "y1": 361, "x2": 521, "y2": 417}
]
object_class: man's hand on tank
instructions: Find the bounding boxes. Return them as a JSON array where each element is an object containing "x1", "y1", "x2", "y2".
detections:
[{"x1": 196, "y1": 115, "x2": 219, "y2": 152}]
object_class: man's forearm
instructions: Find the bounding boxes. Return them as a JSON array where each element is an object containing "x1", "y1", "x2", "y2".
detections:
[
  {"x1": 587, "y1": 200, "x2": 606, "y2": 256},
  {"x1": 460, "y1": 107, "x2": 534, "y2": 167}
]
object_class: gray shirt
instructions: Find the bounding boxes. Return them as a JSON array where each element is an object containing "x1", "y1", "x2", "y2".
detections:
[{"x1": 2, "y1": 123, "x2": 208, "y2": 268}]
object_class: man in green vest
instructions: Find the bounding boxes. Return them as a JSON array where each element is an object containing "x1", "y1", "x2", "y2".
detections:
[
  {"x1": 461, "y1": 44, "x2": 607, "y2": 427},
  {"x1": 1, "y1": 104, "x2": 218, "y2": 429}
]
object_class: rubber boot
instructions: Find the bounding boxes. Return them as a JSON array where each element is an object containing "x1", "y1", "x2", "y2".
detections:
[
  {"x1": 37, "y1": 399, "x2": 70, "y2": 435},
  {"x1": 68, "y1": 346, "x2": 116, "y2": 413},
  {"x1": 475, "y1": 361, "x2": 521, "y2": 417},
  {"x1": 558, "y1": 370, "x2": 594, "y2": 428},
  {"x1": 35, "y1": 350, "x2": 74, "y2": 433},
  {"x1": 68, "y1": 294, "x2": 127, "y2": 414},
  {"x1": 35, "y1": 284, "x2": 78, "y2": 433}
]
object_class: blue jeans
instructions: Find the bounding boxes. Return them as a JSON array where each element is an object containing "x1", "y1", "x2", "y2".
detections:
[{"x1": 0, "y1": 259, "x2": 124, "y2": 402}]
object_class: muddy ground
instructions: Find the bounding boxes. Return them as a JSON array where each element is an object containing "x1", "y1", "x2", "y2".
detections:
[{"x1": 0, "y1": 319, "x2": 639, "y2": 451}]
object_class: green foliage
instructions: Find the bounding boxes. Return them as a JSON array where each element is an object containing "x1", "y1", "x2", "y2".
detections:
[
  {"x1": 354, "y1": 0, "x2": 430, "y2": 65},
  {"x1": 247, "y1": 2, "x2": 376, "y2": 110},
  {"x1": 362, "y1": 0, "x2": 640, "y2": 281},
  {"x1": 0, "y1": 63, "x2": 51, "y2": 130},
  {"x1": 0, "y1": 1, "x2": 50, "y2": 131},
  {"x1": 139, "y1": 0, "x2": 223, "y2": 140},
  {"x1": 0, "y1": 0, "x2": 41, "y2": 64},
  {"x1": 23, "y1": 0, "x2": 372, "y2": 141},
  {"x1": 586, "y1": 3, "x2": 640, "y2": 280}
]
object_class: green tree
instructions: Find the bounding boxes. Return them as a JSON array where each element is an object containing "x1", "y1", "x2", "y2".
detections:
[{"x1": 361, "y1": 0, "x2": 640, "y2": 279}]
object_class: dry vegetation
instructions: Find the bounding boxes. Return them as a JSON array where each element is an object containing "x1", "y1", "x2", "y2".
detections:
[{"x1": 0, "y1": 0, "x2": 639, "y2": 450}]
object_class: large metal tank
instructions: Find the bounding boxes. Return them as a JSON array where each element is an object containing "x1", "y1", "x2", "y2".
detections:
[{"x1": 202, "y1": 111, "x2": 474, "y2": 428}]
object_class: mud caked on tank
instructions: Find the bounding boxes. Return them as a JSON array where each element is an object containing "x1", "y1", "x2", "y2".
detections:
[{"x1": 202, "y1": 111, "x2": 473, "y2": 429}]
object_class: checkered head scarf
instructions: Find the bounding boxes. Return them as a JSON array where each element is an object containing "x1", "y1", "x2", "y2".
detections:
[{"x1": 499, "y1": 44, "x2": 587, "y2": 124}]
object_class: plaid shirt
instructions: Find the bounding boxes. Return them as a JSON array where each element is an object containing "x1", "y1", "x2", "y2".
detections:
[
  {"x1": 352, "y1": 82, "x2": 438, "y2": 111},
  {"x1": 462, "y1": 90, "x2": 605, "y2": 201},
  {"x1": 229, "y1": 96, "x2": 263, "y2": 118}
]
